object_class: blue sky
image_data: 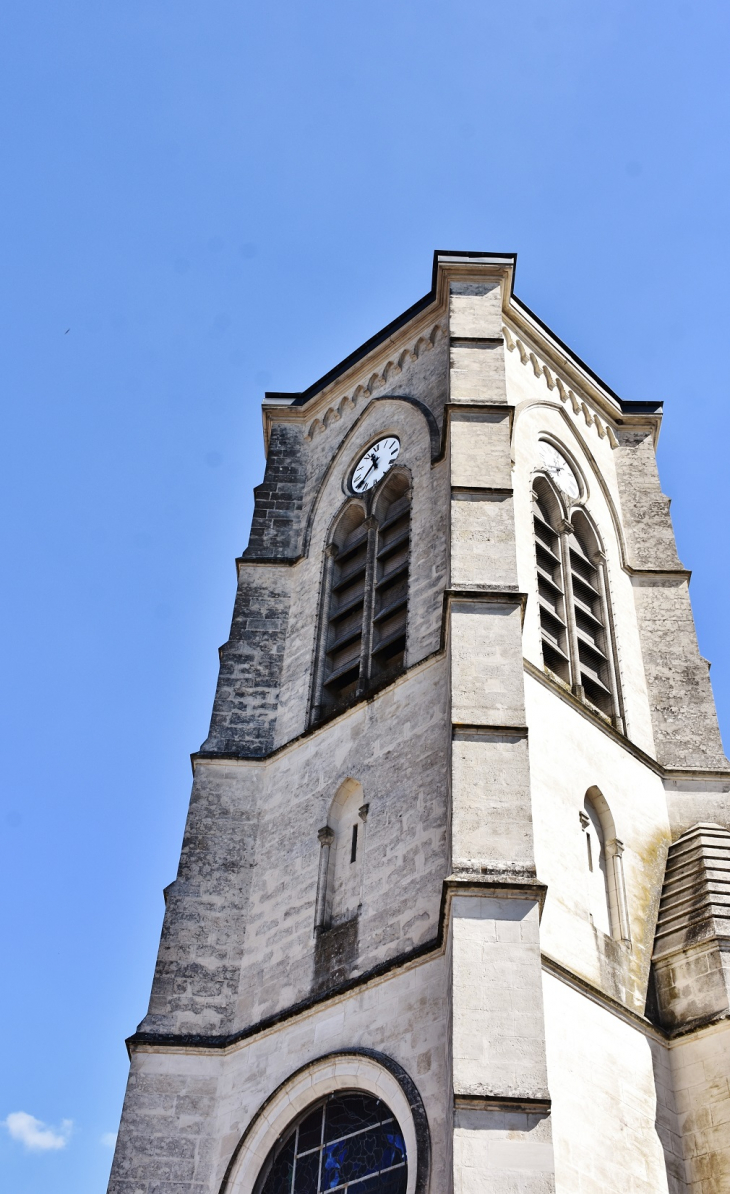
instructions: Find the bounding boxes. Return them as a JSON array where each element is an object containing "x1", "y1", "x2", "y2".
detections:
[{"x1": 1, "y1": 2, "x2": 728, "y2": 1190}]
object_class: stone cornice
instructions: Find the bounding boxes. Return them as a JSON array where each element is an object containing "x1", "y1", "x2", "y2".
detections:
[
  {"x1": 126, "y1": 871, "x2": 544, "y2": 1059},
  {"x1": 503, "y1": 293, "x2": 662, "y2": 438},
  {"x1": 191, "y1": 647, "x2": 447, "y2": 773},
  {"x1": 302, "y1": 324, "x2": 447, "y2": 446}
]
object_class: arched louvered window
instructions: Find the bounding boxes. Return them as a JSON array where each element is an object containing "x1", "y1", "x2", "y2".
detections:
[
  {"x1": 312, "y1": 473, "x2": 411, "y2": 724},
  {"x1": 532, "y1": 479, "x2": 570, "y2": 685},
  {"x1": 370, "y1": 473, "x2": 410, "y2": 682},
  {"x1": 321, "y1": 505, "x2": 369, "y2": 708},
  {"x1": 567, "y1": 513, "x2": 615, "y2": 718},
  {"x1": 532, "y1": 476, "x2": 622, "y2": 730}
]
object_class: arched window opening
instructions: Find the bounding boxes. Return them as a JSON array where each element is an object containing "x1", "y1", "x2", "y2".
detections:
[
  {"x1": 313, "y1": 473, "x2": 411, "y2": 724},
  {"x1": 532, "y1": 479, "x2": 570, "y2": 684},
  {"x1": 329, "y1": 780, "x2": 366, "y2": 927},
  {"x1": 314, "y1": 780, "x2": 369, "y2": 933},
  {"x1": 371, "y1": 473, "x2": 411, "y2": 683},
  {"x1": 568, "y1": 513, "x2": 614, "y2": 718},
  {"x1": 580, "y1": 788, "x2": 631, "y2": 944},
  {"x1": 531, "y1": 470, "x2": 622, "y2": 730},
  {"x1": 581, "y1": 795, "x2": 611, "y2": 936},
  {"x1": 256, "y1": 1091, "x2": 407, "y2": 1194},
  {"x1": 322, "y1": 505, "x2": 369, "y2": 709}
]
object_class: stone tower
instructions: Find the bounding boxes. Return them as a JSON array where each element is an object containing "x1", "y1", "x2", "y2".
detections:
[{"x1": 108, "y1": 252, "x2": 730, "y2": 1194}]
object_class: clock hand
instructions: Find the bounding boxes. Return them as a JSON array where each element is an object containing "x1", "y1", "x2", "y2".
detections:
[
  {"x1": 354, "y1": 460, "x2": 377, "y2": 490},
  {"x1": 362, "y1": 454, "x2": 380, "y2": 477}
]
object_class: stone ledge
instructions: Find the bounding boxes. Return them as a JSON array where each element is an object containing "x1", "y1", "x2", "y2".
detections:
[{"x1": 454, "y1": 1094, "x2": 551, "y2": 1114}]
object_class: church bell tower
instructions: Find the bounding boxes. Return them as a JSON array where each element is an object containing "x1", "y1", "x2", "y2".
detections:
[{"x1": 108, "y1": 252, "x2": 730, "y2": 1194}]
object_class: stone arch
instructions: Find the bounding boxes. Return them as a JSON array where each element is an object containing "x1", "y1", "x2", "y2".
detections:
[
  {"x1": 330, "y1": 497, "x2": 368, "y2": 550},
  {"x1": 513, "y1": 398, "x2": 630, "y2": 570},
  {"x1": 327, "y1": 778, "x2": 367, "y2": 926},
  {"x1": 582, "y1": 786, "x2": 630, "y2": 943},
  {"x1": 302, "y1": 394, "x2": 439, "y2": 559},
  {"x1": 219, "y1": 1049, "x2": 431, "y2": 1194},
  {"x1": 309, "y1": 461, "x2": 413, "y2": 726},
  {"x1": 581, "y1": 789, "x2": 612, "y2": 935}
]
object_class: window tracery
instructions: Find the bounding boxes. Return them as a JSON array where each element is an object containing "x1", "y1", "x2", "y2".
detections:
[{"x1": 256, "y1": 1092, "x2": 407, "y2": 1194}]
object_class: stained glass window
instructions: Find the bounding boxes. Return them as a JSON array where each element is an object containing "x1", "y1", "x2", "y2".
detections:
[{"x1": 257, "y1": 1091, "x2": 408, "y2": 1194}]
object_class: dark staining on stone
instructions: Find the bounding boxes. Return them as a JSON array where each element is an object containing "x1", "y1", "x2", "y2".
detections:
[
  {"x1": 201, "y1": 581, "x2": 291, "y2": 756},
  {"x1": 199, "y1": 425, "x2": 309, "y2": 757},
  {"x1": 313, "y1": 917, "x2": 359, "y2": 995},
  {"x1": 139, "y1": 774, "x2": 260, "y2": 1037},
  {"x1": 613, "y1": 430, "x2": 682, "y2": 571},
  {"x1": 613, "y1": 427, "x2": 728, "y2": 771},
  {"x1": 243, "y1": 423, "x2": 307, "y2": 561}
]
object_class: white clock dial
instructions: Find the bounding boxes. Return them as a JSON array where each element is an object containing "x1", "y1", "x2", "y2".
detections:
[
  {"x1": 539, "y1": 442, "x2": 580, "y2": 499},
  {"x1": 351, "y1": 437, "x2": 400, "y2": 493}
]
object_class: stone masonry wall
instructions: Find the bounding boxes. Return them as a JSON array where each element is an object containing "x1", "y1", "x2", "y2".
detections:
[
  {"x1": 202, "y1": 570, "x2": 291, "y2": 756},
  {"x1": 202, "y1": 331, "x2": 449, "y2": 757},
  {"x1": 139, "y1": 656, "x2": 449, "y2": 1039},
  {"x1": 631, "y1": 577, "x2": 727, "y2": 771},
  {"x1": 243, "y1": 422, "x2": 307, "y2": 561},
  {"x1": 543, "y1": 972, "x2": 684, "y2": 1194},
  {"x1": 110, "y1": 954, "x2": 451, "y2": 1194},
  {"x1": 613, "y1": 428, "x2": 727, "y2": 772},
  {"x1": 669, "y1": 1020, "x2": 730, "y2": 1194}
]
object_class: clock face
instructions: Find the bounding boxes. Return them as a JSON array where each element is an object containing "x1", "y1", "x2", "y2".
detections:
[
  {"x1": 352, "y1": 437, "x2": 400, "y2": 493},
  {"x1": 539, "y1": 442, "x2": 580, "y2": 499}
]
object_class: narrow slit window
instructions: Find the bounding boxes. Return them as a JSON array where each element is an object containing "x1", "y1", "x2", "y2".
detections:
[{"x1": 582, "y1": 796, "x2": 611, "y2": 937}]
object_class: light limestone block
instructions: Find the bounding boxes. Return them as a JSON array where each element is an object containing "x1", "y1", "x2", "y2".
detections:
[
  {"x1": 450, "y1": 342, "x2": 507, "y2": 403},
  {"x1": 543, "y1": 972, "x2": 682, "y2": 1194},
  {"x1": 450, "y1": 409, "x2": 513, "y2": 489},
  {"x1": 451, "y1": 496, "x2": 519, "y2": 589},
  {"x1": 452, "y1": 732, "x2": 533, "y2": 870},
  {"x1": 452, "y1": 897, "x2": 549, "y2": 1100},
  {"x1": 450, "y1": 602, "x2": 527, "y2": 727},
  {"x1": 449, "y1": 282, "x2": 504, "y2": 339}
]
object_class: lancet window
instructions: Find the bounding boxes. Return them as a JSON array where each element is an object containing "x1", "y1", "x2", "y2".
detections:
[
  {"x1": 314, "y1": 779, "x2": 369, "y2": 933},
  {"x1": 580, "y1": 787, "x2": 631, "y2": 944},
  {"x1": 532, "y1": 474, "x2": 622, "y2": 729},
  {"x1": 312, "y1": 473, "x2": 410, "y2": 724}
]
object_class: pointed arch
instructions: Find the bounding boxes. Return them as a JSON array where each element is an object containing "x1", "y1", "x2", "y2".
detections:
[
  {"x1": 566, "y1": 507, "x2": 621, "y2": 722},
  {"x1": 327, "y1": 779, "x2": 367, "y2": 927},
  {"x1": 530, "y1": 463, "x2": 623, "y2": 730},
  {"x1": 532, "y1": 474, "x2": 570, "y2": 685},
  {"x1": 581, "y1": 786, "x2": 631, "y2": 943},
  {"x1": 301, "y1": 394, "x2": 440, "y2": 559},
  {"x1": 370, "y1": 469, "x2": 411, "y2": 684},
  {"x1": 310, "y1": 471, "x2": 411, "y2": 725},
  {"x1": 313, "y1": 779, "x2": 369, "y2": 933},
  {"x1": 513, "y1": 397, "x2": 631, "y2": 570}
]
